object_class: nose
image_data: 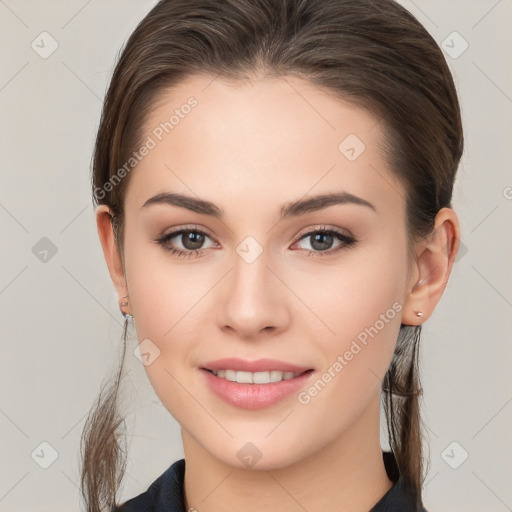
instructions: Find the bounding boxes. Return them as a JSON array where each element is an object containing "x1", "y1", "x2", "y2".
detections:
[{"x1": 216, "y1": 246, "x2": 291, "y2": 340}]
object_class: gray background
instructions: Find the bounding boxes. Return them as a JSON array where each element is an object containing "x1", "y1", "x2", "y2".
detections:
[{"x1": 0, "y1": 1, "x2": 511, "y2": 511}]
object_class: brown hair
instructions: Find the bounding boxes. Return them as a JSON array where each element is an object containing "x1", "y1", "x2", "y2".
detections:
[{"x1": 81, "y1": 0, "x2": 463, "y2": 510}]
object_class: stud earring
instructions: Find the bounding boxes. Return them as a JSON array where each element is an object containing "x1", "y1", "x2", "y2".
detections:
[
  {"x1": 414, "y1": 311, "x2": 424, "y2": 318},
  {"x1": 119, "y1": 295, "x2": 132, "y2": 319}
]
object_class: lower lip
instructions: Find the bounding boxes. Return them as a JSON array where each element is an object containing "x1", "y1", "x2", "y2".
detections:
[{"x1": 200, "y1": 368, "x2": 315, "y2": 410}]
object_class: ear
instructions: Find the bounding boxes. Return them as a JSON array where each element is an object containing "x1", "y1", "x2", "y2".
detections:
[
  {"x1": 402, "y1": 207, "x2": 460, "y2": 325},
  {"x1": 96, "y1": 205, "x2": 130, "y2": 314}
]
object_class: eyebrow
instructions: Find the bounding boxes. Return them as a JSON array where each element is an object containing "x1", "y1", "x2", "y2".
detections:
[{"x1": 141, "y1": 191, "x2": 376, "y2": 219}]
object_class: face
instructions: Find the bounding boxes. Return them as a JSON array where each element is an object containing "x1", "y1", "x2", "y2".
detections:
[{"x1": 118, "y1": 74, "x2": 415, "y2": 469}]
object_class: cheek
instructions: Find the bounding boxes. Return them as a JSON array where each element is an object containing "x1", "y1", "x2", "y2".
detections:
[
  {"x1": 290, "y1": 257, "x2": 406, "y2": 437},
  {"x1": 301, "y1": 245, "x2": 406, "y2": 331},
  {"x1": 123, "y1": 233, "x2": 203, "y2": 336},
  {"x1": 122, "y1": 237, "x2": 211, "y2": 404},
  {"x1": 298, "y1": 242, "x2": 408, "y2": 379}
]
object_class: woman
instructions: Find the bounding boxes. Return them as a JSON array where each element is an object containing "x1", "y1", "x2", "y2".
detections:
[{"x1": 80, "y1": 0, "x2": 463, "y2": 510}]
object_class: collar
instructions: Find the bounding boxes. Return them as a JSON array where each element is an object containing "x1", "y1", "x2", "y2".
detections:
[{"x1": 116, "y1": 450, "x2": 427, "y2": 511}]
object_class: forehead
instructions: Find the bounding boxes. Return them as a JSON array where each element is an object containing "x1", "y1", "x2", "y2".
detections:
[{"x1": 124, "y1": 73, "x2": 405, "y2": 221}]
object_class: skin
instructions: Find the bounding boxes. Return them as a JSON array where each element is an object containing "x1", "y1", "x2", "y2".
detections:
[{"x1": 96, "y1": 73, "x2": 459, "y2": 512}]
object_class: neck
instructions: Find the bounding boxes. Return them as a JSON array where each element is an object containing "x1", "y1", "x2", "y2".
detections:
[{"x1": 182, "y1": 396, "x2": 393, "y2": 512}]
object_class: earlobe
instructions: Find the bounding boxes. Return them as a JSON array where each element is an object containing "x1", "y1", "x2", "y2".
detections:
[
  {"x1": 402, "y1": 207, "x2": 460, "y2": 325},
  {"x1": 96, "y1": 205, "x2": 129, "y2": 306}
]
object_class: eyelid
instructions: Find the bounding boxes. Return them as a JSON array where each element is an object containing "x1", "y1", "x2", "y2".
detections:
[
  {"x1": 294, "y1": 224, "x2": 354, "y2": 240},
  {"x1": 158, "y1": 224, "x2": 216, "y2": 239}
]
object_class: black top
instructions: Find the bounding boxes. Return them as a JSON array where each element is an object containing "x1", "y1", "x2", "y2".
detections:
[{"x1": 115, "y1": 451, "x2": 428, "y2": 511}]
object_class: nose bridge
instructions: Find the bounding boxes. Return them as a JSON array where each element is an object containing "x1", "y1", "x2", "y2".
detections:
[
  {"x1": 232, "y1": 241, "x2": 269, "y2": 299},
  {"x1": 217, "y1": 237, "x2": 289, "y2": 336}
]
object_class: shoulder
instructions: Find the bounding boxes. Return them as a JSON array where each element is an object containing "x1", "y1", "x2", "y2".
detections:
[{"x1": 114, "y1": 458, "x2": 186, "y2": 512}]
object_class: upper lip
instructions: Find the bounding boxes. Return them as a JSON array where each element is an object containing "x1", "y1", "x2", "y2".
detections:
[{"x1": 201, "y1": 358, "x2": 313, "y2": 373}]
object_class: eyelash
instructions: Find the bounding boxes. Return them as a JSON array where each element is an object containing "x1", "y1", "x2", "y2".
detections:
[{"x1": 154, "y1": 224, "x2": 357, "y2": 259}]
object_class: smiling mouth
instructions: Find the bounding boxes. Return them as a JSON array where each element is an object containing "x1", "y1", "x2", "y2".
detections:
[{"x1": 203, "y1": 368, "x2": 314, "y2": 384}]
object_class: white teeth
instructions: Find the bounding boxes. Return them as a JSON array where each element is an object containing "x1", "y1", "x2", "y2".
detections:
[{"x1": 210, "y1": 369, "x2": 303, "y2": 384}]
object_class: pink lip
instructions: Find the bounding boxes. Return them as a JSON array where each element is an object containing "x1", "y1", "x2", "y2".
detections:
[
  {"x1": 200, "y1": 368, "x2": 316, "y2": 410},
  {"x1": 201, "y1": 357, "x2": 312, "y2": 373}
]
